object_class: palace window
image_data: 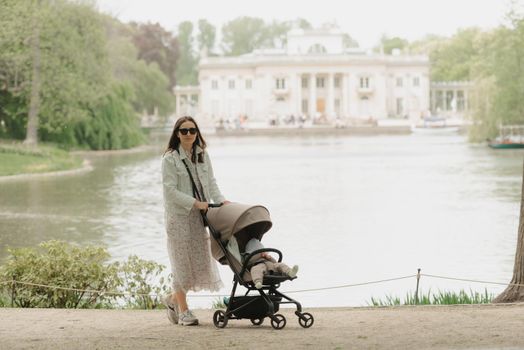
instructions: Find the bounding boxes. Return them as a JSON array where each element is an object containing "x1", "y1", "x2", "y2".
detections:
[
  {"x1": 275, "y1": 78, "x2": 286, "y2": 90},
  {"x1": 301, "y1": 77, "x2": 308, "y2": 88},
  {"x1": 360, "y1": 77, "x2": 370, "y2": 89},
  {"x1": 245, "y1": 79, "x2": 252, "y2": 89},
  {"x1": 396, "y1": 77, "x2": 403, "y2": 87},
  {"x1": 396, "y1": 98, "x2": 404, "y2": 115},
  {"x1": 211, "y1": 80, "x2": 218, "y2": 89},
  {"x1": 228, "y1": 80, "x2": 235, "y2": 89},
  {"x1": 413, "y1": 77, "x2": 420, "y2": 87},
  {"x1": 334, "y1": 77, "x2": 340, "y2": 88},
  {"x1": 316, "y1": 77, "x2": 325, "y2": 88},
  {"x1": 307, "y1": 44, "x2": 327, "y2": 54}
]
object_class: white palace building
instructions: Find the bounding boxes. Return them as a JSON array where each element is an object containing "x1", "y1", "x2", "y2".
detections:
[{"x1": 173, "y1": 26, "x2": 469, "y2": 126}]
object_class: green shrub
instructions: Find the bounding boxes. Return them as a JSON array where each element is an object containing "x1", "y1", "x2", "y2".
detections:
[
  {"x1": 119, "y1": 255, "x2": 170, "y2": 309},
  {"x1": 0, "y1": 241, "x2": 120, "y2": 308},
  {"x1": 0, "y1": 240, "x2": 171, "y2": 309}
]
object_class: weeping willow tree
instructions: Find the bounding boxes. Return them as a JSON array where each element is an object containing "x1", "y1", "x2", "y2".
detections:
[
  {"x1": 0, "y1": 0, "x2": 174, "y2": 149},
  {"x1": 469, "y1": 6, "x2": 524, "y2": 141},
  {"x1": 76, "y1": 83, "x2": 144, "y2": 150}
]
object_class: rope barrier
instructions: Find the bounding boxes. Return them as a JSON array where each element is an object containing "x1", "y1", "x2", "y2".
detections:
[
  {"x1": 282, "y1": 274, "x2": 417, "y2": 294},
  {"x1": 421, "y1": 273, "x2": 524, "y2": 288},
  {"x1": 0, "y1": 273, "x2": 522, "y2": 300}
]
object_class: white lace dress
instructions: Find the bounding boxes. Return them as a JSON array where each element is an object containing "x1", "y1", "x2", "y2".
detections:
[{"x1": 165, "y1": 160, "x2": 223, "y2": 293}]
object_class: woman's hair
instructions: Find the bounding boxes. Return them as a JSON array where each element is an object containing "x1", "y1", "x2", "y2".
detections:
[{"x1": 164, "y1": 116, "x2": 207, "y2": 163}]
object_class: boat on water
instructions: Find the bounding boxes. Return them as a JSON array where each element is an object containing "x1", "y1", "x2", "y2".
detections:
[
  {"x1": 488, "y1": 125, "x2": 524, "y2": 149},
  {"x1": 411, "y1": 116, "x2": 460, "y2": 134}
]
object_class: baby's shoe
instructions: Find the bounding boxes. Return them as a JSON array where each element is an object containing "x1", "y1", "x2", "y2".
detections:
[
  {"x1": 288, "y1": 265, "x2": 299, "y2": 278},
  {"x1": 255, "y1": 281, "x2": 263, "y2": 289}
]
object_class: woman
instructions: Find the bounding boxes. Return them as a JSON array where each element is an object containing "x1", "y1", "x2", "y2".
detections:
[{"x1": 162, "y1": 116, "x2": 229, "y2": 326}]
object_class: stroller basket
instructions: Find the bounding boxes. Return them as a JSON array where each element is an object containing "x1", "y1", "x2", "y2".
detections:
[{"x1": 228, "y1": 295, "x2": 281, "y2": 319}]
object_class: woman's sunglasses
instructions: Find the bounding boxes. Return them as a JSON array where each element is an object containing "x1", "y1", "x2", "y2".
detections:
[{"x1": 178, "y1": 127, "x2": 198, "y2": 135}]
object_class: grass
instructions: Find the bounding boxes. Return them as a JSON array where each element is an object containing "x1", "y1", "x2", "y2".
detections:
[
  {"x1": 368, "y1": 289, "x2": 494, "y2": 306},
  {"x1": 0, "y1": 142, "x2": 82, "y2": 176}
]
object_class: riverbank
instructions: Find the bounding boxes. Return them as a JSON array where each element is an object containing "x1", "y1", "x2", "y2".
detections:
[
  {"x1": 0, "y1": 143, "x2": 84, "y2": 178},
  {"x1": 1, "y1": 303, "x2": 523, "y2": 349},
  {"x1": 0, "y1": 142, "x2": 157, "y2": 181}
]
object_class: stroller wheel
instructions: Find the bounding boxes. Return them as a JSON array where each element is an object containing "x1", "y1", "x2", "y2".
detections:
[
  {"x1": 297, "y1": 312, "x2": 314, "y2": 328},
  {"x1": 270, "y1": 314, "x2": 286, "y2": 330},
  {"x1": 250, "y1": 318, "x2": 264, "y2": 326},
  {"x1": 213, "y1": 310, "x2": 228, "y2": 328}
]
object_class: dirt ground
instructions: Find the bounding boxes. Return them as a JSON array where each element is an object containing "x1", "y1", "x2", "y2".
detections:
[{"x1": 1, "y1": 304, "x2": 524, "y2": 350}]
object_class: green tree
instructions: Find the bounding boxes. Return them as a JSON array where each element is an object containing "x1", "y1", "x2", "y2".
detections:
[
  {"x1": 130, "y1": 21, "x2": 179, "y2": 89},
  {"x1": 376, "y1": 35, "x2": 409, "y2": 54},
  {"x1": 342, "y1": 33, "x2": 359, "y2": 48},
  {"x1": 108, "y1": 19, "x2": 174, "y2": 117},
  {"x1": 175, "y1": 21, "x2": 197, "y2": 85},
  {"x1": 221, "y1": 17, "x2": 271, "y2": 56},
  {"x1": 197, "y1": 19, "x2": 216, "y2": 55},
  {"x1": 469, "y1": 8, "x2": 524, "y2": 140},
  {"x1": 0, "y1": 0, "x2": 113, "y2": 146},
  {"x1": 429, "y1": 28, "x2": 482, "y2": 82}
]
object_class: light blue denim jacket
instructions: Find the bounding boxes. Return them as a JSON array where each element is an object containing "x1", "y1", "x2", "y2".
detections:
[{"x1": 162, "y1": 147, "x2": 225, "y2": 216}]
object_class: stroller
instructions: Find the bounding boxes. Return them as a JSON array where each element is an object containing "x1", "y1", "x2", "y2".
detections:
[{"x1": 205, "y1": 203, "x2": 314, "y2": 330}]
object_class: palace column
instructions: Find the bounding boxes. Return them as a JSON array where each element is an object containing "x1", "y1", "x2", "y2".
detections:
[
  {"x1": 326, "y1": 73, "x2": 335, "y2": 119},
  {"x1": 296, "y1": 73, "x2": 302, "y2": 116},
  {"x1": 342, "y1": 73, "x2": 349, "y2": 117},
  {"x1": 308, "y1": 73, "x2": 316, "y2": 118}
]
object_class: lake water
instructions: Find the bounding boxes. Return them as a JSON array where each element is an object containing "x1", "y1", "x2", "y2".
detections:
[{"x1": 1, "y1": 132, "x2": 523, "y2": 308}]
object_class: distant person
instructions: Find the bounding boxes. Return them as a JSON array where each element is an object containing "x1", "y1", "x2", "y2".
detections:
[
  {"x1": 162, "y1": 116, "x2": 231, "y2": 326},
  {"x1": 245, "y1": 238, "x2": 299, "y2": 289}
]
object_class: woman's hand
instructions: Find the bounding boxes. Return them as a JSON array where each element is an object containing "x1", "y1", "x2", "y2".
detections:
[{"x1": 194, "y1": 201, "x2": 209, "y2": 210}]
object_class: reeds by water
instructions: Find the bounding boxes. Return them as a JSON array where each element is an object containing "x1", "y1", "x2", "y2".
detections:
[{"x1": 368, "y1": 289, "x2": 494, "y2": 306}]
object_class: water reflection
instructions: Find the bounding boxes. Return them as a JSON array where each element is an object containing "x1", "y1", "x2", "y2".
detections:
[{"x1": 0, "y1": 133, "x2": 523, "y2": 307}]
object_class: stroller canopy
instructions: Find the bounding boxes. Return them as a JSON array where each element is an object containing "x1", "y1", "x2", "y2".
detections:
[
  {"x1": 208, "y1": 203, "x2": 272, "y2": 265},
  {"x1": 207, "y1": 203, "x2": 272, "y2": 242}
]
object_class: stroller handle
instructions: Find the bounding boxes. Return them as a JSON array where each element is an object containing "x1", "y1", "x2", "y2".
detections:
[
  {"x1": 201, "y1": 202, "x2": 223, "y2": 239},
  {"x1": 208, "y1": 203, "x2": 223, "y2": 208}
]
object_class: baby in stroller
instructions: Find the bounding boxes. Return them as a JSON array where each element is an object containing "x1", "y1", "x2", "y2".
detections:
[
  {"x1": 245, "y1": 237, "x2": 299, "y2": 289},
  {"x1": 207, "y1": 203, "x2": 314, "y2": 329}
]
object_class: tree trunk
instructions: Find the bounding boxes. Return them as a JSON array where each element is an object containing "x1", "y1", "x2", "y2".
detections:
[
  {"x1": 24, "y1": 11, "x2": 41, "y2": 146},
  {"x1": 493, "y1": 160, "x2": 524, "y2": 302}
]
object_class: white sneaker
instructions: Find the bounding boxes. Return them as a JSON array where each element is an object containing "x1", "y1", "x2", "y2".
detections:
[
  {"x1": 288, "y1": 265, "x2": 299, "y2": 278},
  {"x1": 162, "y1": 295, "x2": 179, "y2": 325},
  {"x1": 179, "y1": 310, "x2": 199, "y2": 326}
]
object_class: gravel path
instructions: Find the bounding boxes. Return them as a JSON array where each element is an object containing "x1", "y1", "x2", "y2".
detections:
[{"x1": 1, "y1": 304, "x2": 524, "y2": 349}]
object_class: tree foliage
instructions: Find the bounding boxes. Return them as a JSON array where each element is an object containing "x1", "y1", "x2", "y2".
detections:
[
  {"x1": 377, "y1": 35, "x2": 409, "y2": 54},
  {"x1": 197, "y1": 19, "x2": 216, "y2": 55},
  {"x1": 0, "y1": 1, "x2": 176, "y2": 149},
  {"x1": 175, "y1": 21, "x2": 198, "y2": 85},
  {"x1": 130, "y1": 21, "x2": 179, "y2": 89},
  {"x1": 468, "y1": 7, "x2": 524, "y2": 140}
]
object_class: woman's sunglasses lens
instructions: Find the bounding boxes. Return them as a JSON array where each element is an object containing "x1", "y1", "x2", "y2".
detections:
[{"x1": 179, "y1": 128, "x2": 197, "y2": 135}]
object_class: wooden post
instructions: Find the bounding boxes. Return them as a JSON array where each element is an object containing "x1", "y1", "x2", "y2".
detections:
[
  {"x1": 415, "y1": 268, "x2": 421, "y2": 305},
  {"x1": 10, "y1": 275, "x2": 16, "y2": 307}
]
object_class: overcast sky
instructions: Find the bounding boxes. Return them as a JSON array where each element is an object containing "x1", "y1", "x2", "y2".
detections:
[{"x1": 95, "y1": 0, "x2": 513, "y2": 48}]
